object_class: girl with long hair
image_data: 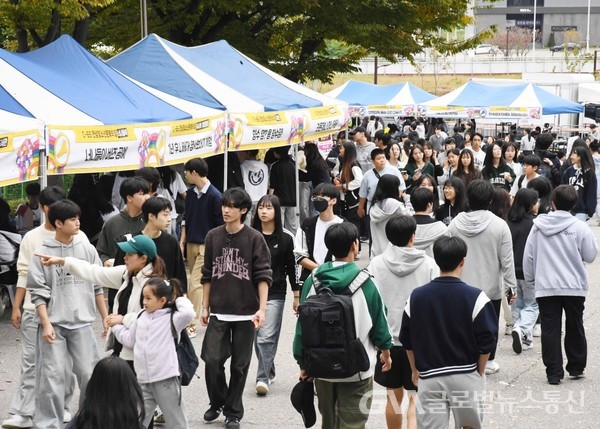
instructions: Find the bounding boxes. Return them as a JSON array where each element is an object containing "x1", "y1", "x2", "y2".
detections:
[
  {"x1": 422, "y1": 142, "x2": 444, "y2": 181},
  {"x1": 66, "y1": 356, "x2": 145, "y2": 429},
  {"x1": 112, "y1": 277, "x2": 194, "y2": 429},
  {"x1": 251, "y1": 195, "x2": 297, "y2": 395},
  {"x1": 482, "y1": 141, "x2": 516, "y2": 192},
  {"x1": 562, "y1": 145, "x2": 598, "y2": 221},
  {"x1": 507, "y1": 188, "x2": 540, "y2": 354},
  {"x1": 439, "y1": 148, "x2": 460, "y2": 188},
  {"x1": 385, "y1": 141, "x2": 407, "y2": 170},
  {"x1": 403, "y1": 144, "x2": 434, "y2": 190},
  {"x1": 303, "y1": 142, "x2": 331, "y2": 188},
  {"x1": 453, "y1": 149, "x2": 481, "y2": 187},
  {"x1": 527, "y1": 177, "x2": 553, "y2": 214},
  {"x1": 414, "y1": 174, "x2": 440, "y2": 211},
  {"x1": 435, "y1": 177, "x2": 468, "y2": 226},
  {"x1": 333, "y1": 141, "x2": 363, "y2": 234},
  {"x1": 369, "y1": 175, "x2": 410, "y2": 257},
  {"x1": 502, "y1": 141, "x2": 522, "y2": 177}
]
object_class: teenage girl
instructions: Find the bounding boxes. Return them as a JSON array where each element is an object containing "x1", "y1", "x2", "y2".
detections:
[
  {"x1": 251, "y1": 195, "x2": 297, "y2": 395},
  {"x1": 562, "y1": 146, "x2": 598, "y2": 221},
  {"x1": 453, "y1": 149, "x2": 481, "y2": 187},
  {"x1": 112, "y1": 277, "x2": 194, "y2": 429},
  {"x1": 66, "y1": 356, "x2": 144, "y2": 429}
]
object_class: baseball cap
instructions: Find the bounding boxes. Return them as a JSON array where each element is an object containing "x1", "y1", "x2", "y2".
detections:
[
  {"x1": 349, "y1": 126, "x2": 367, "y2": 135},
  {"x1": 290, "y1": 379, "x2": 316, "y2": 428},
  {"x1": 116, "y1": 234, "x2": 157, "y2": 260}
]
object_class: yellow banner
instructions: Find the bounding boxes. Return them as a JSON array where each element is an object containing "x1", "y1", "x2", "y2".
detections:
[
  {"x1": 47, "y1": 114, "x2": 227, "y2": 175},
  {"x1": 0, "y1": 130, "x2": 40, "y2": 186}
]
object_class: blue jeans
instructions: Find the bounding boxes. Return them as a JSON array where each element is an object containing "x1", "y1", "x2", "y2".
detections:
[
  {"x1": 254, "y1": 299, "x2": 285, "y2": 383},
  {"x1": 511, "y1": 279, "x2": 539, "y2": 344}
]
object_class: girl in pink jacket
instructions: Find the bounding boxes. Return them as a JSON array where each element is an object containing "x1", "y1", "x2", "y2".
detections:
[{"x1": 112, "y1": 277, "x2": 194, "y2": 429}]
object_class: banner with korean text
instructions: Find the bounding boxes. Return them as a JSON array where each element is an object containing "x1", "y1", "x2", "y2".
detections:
[
  {"x1": 0, "y1": 129, "x2": 41, "y2": 186},
  {"x1": 419, "y1": 105, "x2": 542, "y2": 120},
  {"x1": 46, "y1": 114, "x2": 227, "y2": 175},
  {"x1": 228, "y1": 104, "x2": 349, "y2": 151}
]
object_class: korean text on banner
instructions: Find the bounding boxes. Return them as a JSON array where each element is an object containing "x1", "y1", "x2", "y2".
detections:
[
  {"x1": 46, "y1": 115, "x2": 228, "y2": 175},
  {"x1": 0, "y1": 130, "x2": 40, "y2": 186},
  {"x1": 229, "y1": 105, "x2": 349, "y2": 151}
]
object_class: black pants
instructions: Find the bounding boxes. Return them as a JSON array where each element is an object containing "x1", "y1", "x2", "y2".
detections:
[
  {"x1": 201, "y1": 317, "x2": 255, "y2": 420},
  {"x1": 489, "y1": 299, "x2": 501, "y2": 361},
  {"x1": 538, "y1": 296, "x2": 587, "y2": 380}
]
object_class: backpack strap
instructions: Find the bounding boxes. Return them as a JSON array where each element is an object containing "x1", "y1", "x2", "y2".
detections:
[
  {"x1": 310, "y1": 271, "x2": 323, "y2": 293},
  {"x1": 170, "y1": 307, "x2": 178, "y2": 345},
  {"x1": 136, "y1": 309, "x2": 145, "y2": 319},
  {"x1": 347, "y1": 269, "x2": 372, "y2": 295},
  {"x1": 518, "y1": 174, "x2": 525, "y2": 189}
]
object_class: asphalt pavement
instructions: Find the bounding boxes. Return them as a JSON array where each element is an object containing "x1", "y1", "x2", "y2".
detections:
[{"x1": 1, "y1": 222, "x2": 600, "y2": 428}]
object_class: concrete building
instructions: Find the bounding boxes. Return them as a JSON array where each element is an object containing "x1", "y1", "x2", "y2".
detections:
[{"x1": 474, "y1": 0, "x2": 600, "y2": 49}]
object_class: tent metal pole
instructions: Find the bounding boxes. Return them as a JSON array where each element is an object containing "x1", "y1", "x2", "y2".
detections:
[
  {"x1": 40, "y1": 126, "x2": 47, "y2": 189},
  {"x1": 294, "y1": 143, "x2": 300, "y2": 226},
  {"x1": 223, "y1": 132, "x2": 229, "y2": 190}
]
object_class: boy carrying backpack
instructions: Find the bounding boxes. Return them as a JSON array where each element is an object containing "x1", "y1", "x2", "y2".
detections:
[{"x1": 293, "y1": 223, "x2": 393, "y2": 429}]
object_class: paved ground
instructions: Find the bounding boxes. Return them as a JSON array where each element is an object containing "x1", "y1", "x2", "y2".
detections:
[{"x1": 1, "y1": 222, "x2": 600, "y2": 428}]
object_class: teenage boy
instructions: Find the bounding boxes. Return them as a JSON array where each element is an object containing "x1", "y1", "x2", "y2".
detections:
[
  {"x1": 357, "y1": 148, "x2": 405, "y2": 218},
  {"x1": 469, "y1": 133, "x2": 486, "y2": 170},
  {"x1": 29, "y1": 200, "x2": 108, "y2": 429},
  {"x1": 294, "y1": 183, "x2": 343, "y2": 281},
  {"x1": 400, "y1": 236, "x2": 497, "y2": 429},
  {"x1": 510, "y1": 155, "x2": 541, "y2": 197},
  {"x1": 96, "y1": 176, "x2": 150, "y2": 310},
  {"x1": 3, "y1": 187, "x2": 84, "y2": 429},
  {"x1": 448, "y1": 179, "x2": 516, "y2": 375},
  {"x1": 351, "y1": 126, "x2": 377, "y2": 174},
  {"x1": 293, "y1": 222, "x2": 393, "y2": 429},
  {"x1": 180, "y1": 157, "x2": 223, "y2": 338},
  {"x1": 411, "y1": 188, "x2": 448, "y2": 258},
  {"x1": 200, "y1": 188, "x2": 272, "y2": 429},
  {"x1": 368, "y1": 215, "x2": 439, "y2": 429},
  {"x1": 15, "y1": 182, "x2": 42, "y2": 236},
  {"x1": 523, "y1": 185, "x2": 598, "y2": 385},
  {"x1": 113, "y1": 197, "x2": 187, "y2": 291}
]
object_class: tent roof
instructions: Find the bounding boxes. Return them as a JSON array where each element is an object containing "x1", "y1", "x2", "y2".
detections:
[
  {"x1": 108, "y1": 34, "x2": 342, "y2": 113},
  {"x1": 0, "y1": 35, "x2": 218, "y2": 125},
  {"x1": 325, "y1": 80, "x2": 435, "y2": 106},
  {"x1": 423, "y1": 81, "x2": 583, "y2": 115}
]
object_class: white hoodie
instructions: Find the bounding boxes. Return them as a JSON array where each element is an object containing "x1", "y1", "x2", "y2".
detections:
[
  {"x1": 369, "y1": 199, "x2": 411, "y2": 257},
  {"x1": 524, "y1": 211, "x2": 598, "y2": 298},
  {"x1": 448, "y1": 210, "x2": 516, "y2": 300},
  {"x1": 368, "y1": 246, "x2": 439, "y2": 344},
  {"x1": 414, "y1": 219, "x2": 448, "y2": 258}
]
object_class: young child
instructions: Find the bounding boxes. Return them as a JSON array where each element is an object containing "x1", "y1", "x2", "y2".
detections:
[
  {"x1": 15, "y1": 182, "x2": 42, "y2": 236},
  {"x1": 29, "y1": 200, "x2": 108, "y2": 429},
  {"x1": 112, "y1": 277, "x2": 195, "y2": 429}
]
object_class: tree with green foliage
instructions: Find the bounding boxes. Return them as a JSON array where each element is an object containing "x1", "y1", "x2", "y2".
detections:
[
  {"x1": 1, "y1": 0, "x2": 497, "y2": 83},
  {"x1": 0, "y1": 0, "x2": 114, "y2": 52}
]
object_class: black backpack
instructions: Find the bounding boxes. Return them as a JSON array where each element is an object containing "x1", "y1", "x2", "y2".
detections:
[
  {"x1": 298, "y1": 269, "x2": 371, "y2": 379},
  {"x1": 136, "y1": 309, "x2": 199, "y2": 386},
  {"x1": 169, "y1": 309, "x2": 199, "y2": 386}
]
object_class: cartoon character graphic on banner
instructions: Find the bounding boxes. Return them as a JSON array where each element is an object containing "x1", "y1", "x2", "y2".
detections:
[
  {"x1": 228, "y1": 118, "x2": 244, "y2": 150},
  {"x1": 47, "y1": 133, "x2": 70, "y2": 174},
  {"x1": 529, "y1": 108, "x2": 541, "y2": 120},
  {"x1": 213, "y1": 120, "x2": 227, "y2": 153},
  {"x1": 138, "y1": 130, "x2": 166, "y2": 167},
  {"x1": 15, "y1": 137, "x2": 40, "y2": 180},
  {"x1": 288, "y1": 114, "x2": 308, "y2": 144},
  {"x1": 403, "y1": 106, "x2": 415, "y2": 117}
]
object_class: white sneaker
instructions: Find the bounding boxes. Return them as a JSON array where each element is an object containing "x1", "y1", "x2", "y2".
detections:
[
  {"x1": 256, "y1": 381, "x2": 269, "y2": 396},
  {"x1": 63, "y1": 411, "x2": 72, "y2": 423},
  {"x1": 533, "y1": 324, "x2": 541, "y2": 337},
  {"x1": 154, "y1": 408, "x2": 165, "y2": 424},
  {"x1": 2, "y1": 415, "x2": 33, "y2": 428},
  {"x1": 485, "y1": 360, "x2": 500, "y2": 375},
  {"x1": 522, "y1": 342, "x2": 534, "y2": 351},
  {"x1": 504, "y1": 324, "x2": 514, "y2": 335}
]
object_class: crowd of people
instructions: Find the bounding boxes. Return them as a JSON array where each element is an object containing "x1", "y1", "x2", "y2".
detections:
[{"x1": 0, "y1": 117, "x2": 598, "y2": 429}]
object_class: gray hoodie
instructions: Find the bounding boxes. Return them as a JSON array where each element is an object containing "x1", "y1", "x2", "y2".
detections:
[
  {"x1": 448, "y1": 210, "x2": 516, "y2": 300},
  {"x1": 524, "y1": 211, "x2": 598, "y2": 298},
  {"x1": 28, "y1": 238, "x2": 103, "y2": 325},
  {"x1": 368, "y1": 246, "x2": 439, "y2": 344},
  {"x1": 414, "y1": 220, "x2": 448, "y2": 258},
  {"x1": 369, "y1": 199, "x2": 410, "y2": 257}
]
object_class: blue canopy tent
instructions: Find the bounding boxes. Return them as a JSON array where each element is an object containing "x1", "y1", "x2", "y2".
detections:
[
  {"x1": 0, "y1": 35, "x2": 225, "y2": 182},
  {"x1": 326, "y1": 80, "x2": 435, "y2": 117},
  {"x1": 420, "y1": 81, "x2": 584, "y2": 119}
]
